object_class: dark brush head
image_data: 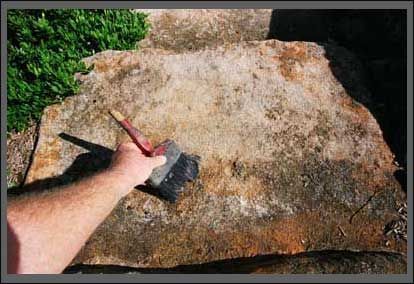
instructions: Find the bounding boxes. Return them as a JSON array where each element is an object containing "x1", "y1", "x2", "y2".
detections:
[{"x1": 148, "y1": 140, "x2": 200, "y2": 203}]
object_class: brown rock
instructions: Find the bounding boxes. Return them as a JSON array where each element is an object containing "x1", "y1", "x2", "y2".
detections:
[
  {"x1": 135, "y1": 9, "x2": 273, "y2": 52},
  {"x1": 24, "y1": 40, "x2": 405, "y2": 269},
  {"x1": 250, "y1": 251, "x2": 407, "y2": 274},
  {"x1": 64, "y1": 251, "x2": 407, "y2": 274}
]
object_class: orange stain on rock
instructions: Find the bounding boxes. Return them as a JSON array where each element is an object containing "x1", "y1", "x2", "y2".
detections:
[
  {"x1": 273, "y1": 42, "x2": 309, "y2": 81},
  {"x1": 44, "y1": 104, "x2": 60, "y2": 121},
  {"x1": 89, "y1": 52, "x2": 140, "y2": 74},
  {"x1": 25, "y1": 137, "x2": 61, "y2": 183}
]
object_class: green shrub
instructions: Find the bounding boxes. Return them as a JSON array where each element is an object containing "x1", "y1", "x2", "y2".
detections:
[{"x1": 7, "y1": 9, "x2": 150, "y2": 132}]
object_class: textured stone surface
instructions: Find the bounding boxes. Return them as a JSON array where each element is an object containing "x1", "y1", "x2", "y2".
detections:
[
  {"x1": 64, "y1": 251, "x2": 407, "y2": 274},
  {"x1": 25, "y1": 40, "x2": 406, "y2": 269},
  {"x1": 134, "y1": 9, "x2": 272, "y2": 52},
  {"x1": 268, "y1": 10, "x2": 407, "y2": 189},
  {"x1": 248, "y1": 251, "x2": 407, "y2": 274}
]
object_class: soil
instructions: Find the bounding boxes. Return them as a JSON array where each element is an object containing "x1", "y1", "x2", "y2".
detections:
[{"x1": 6, "y1": 121, "x2": 38, "y2": 188}]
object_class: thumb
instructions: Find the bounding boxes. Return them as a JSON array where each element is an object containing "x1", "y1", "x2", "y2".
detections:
[{"x1": 150, "y1": 155, "x2": 167, "y2": 168}]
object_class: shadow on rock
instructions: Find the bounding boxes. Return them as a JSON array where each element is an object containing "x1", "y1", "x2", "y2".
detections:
[
  {"x1": 7, "y1": 133, "x2": 113, "y2": 196},
  {"x1": 7, "y1": 133, "x2": 164, "y2": 200},
  {"x1": 267, "y1": 9, "x2": 407, "y2": 192}
]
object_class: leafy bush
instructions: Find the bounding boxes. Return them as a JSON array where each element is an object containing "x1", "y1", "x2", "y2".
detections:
[{"x1": 7, "y1": 9, "x2": 149, "y2": 132}]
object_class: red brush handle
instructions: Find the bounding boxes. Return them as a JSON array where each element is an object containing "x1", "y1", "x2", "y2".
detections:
[
  {"x1": 109, "y1": 109, "x2": 167, "y2": 157},
  {"x1": 119, "y1": 119, "x2": 154, "y2": 156}
]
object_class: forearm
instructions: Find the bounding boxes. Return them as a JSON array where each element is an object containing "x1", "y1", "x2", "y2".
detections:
[{"x1": 7, "y1": 169, "x2": 133, "y2": 274}]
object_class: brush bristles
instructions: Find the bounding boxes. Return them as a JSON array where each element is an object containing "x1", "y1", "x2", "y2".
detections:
[
  {"x1": 156, "y1": 153, "x2": 200, "y2": 202},
  {"x1": 109, "y1": 109, "x2": 125, "y2": 122}
]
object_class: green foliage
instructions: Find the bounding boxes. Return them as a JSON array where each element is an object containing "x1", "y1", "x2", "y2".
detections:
[{"x1": 7, "y1": 9, "x2": 149, "y2": 132}]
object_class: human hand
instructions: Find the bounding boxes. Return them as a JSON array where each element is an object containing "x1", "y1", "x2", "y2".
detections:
[{"x1": 107, "y1": 142, "x2": 166, "y2": 196}]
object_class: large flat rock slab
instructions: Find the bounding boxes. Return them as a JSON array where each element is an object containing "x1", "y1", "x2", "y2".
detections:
[
  {"x1": 134, "y1": 9, "x2": 273, "y2": 52},
  {"x1": 25, "y1": 40, "x2": 405, "y2": 269}
]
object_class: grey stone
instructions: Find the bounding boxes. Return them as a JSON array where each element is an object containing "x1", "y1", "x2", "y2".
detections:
[{"x1": 134, "y1": 9, "x2": 273, "y2": 52}]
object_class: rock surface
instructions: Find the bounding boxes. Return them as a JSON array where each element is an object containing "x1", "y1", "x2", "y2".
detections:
[
  {"x1": 135, "y1": 9, "x2": 272, "y2": 52},
  {"x1": 268, "y1": 10, "x2": 407, "y2": 189},
  {"x1": 64, "y1": 251, "x2": 407, "y2": 274},
  {"x1": 25, "y1": 40, "x2": 406, "y2": 269}
]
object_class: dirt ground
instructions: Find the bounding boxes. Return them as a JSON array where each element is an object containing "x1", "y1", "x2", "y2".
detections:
[{"x1": 6, "y1": 121, "x2": 38, "y2": 188}]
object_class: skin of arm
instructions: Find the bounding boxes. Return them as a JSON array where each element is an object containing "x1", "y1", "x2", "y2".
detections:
[{"x1": 7, "y1": 142, "x2": 166, "y2": 274}]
